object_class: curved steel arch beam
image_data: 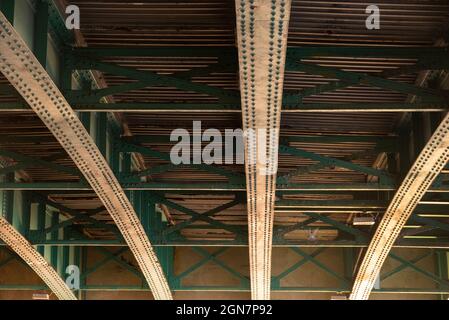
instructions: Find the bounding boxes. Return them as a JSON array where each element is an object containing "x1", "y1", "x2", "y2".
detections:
[
  {"x1": 0, "y1": 217, "x2": 77, "y2": 300},
  {"x1": 350, "y1": 112, "x2": 449, "y2": 300},
  {"x1": 0, "y1": 13, "x2": 172, "y2": 299},
  {"x1": 235, "y1": 0, "x2": 292, "y2": 300}
]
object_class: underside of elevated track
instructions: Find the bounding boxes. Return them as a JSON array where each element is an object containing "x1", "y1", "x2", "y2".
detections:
[{"x1": 0, "y1": 0, "x2": 449, "y2": 300}]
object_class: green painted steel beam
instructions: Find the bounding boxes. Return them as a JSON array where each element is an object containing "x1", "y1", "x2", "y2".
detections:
[
  {"x1": 389, "y1": 253, "x2": 449, "y2": 288},
  {"x1": 290, "y1": 248, "x2": 350, "y2": 286},
  {"x1": 148, "y1": 193, "x2": 244, "y2": 236},
  {"x1": 302, "y1": 212, "x2": 368, "y2": 240},
  {"x1": 81, "y1": 247, "x2": 129, "y2": 281},
  {"x1": 118, "y1": 141, "x2": 245, "y2": 183},
  {"x1": 2, "y1": 283, "x2": 447, "y2": 294},
  {"x1": 36, "y1": 203, "x2": 46, "y2": 255},
  {"x1": 66, "y1": 57, "x2": 237, "y2": 103},
  {"x1": 96, "y1": 113, "x2": 107, "y2": 157},
  {"x1": 70, "y1": 57, "x2": 240, "y2": 103},
  {"x1": 33, "y1": 0, "x2": 49, "y2": 67},
  {"x1": 287, "y1": 61, "x2": 448, "y2": 101},
  {"x1": 276, "y1": 199, "x2": 387, "y2": 209},
  {"x1": 70, "y1": 46, "x2": 449, "y2": 60},
  {"x1": 163, "y1": 199, "x2": 241, "y2": 235},
  {"x1": 95, "y1": 247, "x2": 145, "y2": 281},
  {"x1": 4, "y1": 237, "x2": 449, "y2": 249},
  {"x1": 0, "y1": 181, "x2": 401, "y2": 191},
  {"x1": 381, "y1": 251, "x2": 431, "y2": 281},
  {"x1": 70, "y1": 102, "x2": 241, "y2": 112},
  {"x1": 1, "y1": 173, "x2": 13, "y2": 223},
  {"x1": 0, "y1": 0, "x2": 14, "y2": 23},
  {"x1": 291, "y1": 59, "x2": 449, "y2": 101},
  {"x1": 128, "y1": 134, "x2": 398, "y2": 145},
  {"x1": 287, "y1": 46, "x2": 449, "y2": 59},
  {"x1": 1, "y1": 101, "x2": 447, "y2": 112},
  {"x1": 409, "y1": 215, "x2": 449, "y2": 233},
  {"x1": 289, "y1": 99, "x2": 448, "y2": 113},
  {"x1": 70, "y1": 46, "x2": 236, "y2": 58},
  {"x1": 44, "y1": 0, "x2": 74, "y2": 46},
  {"x1": 279, "y1": 145, "x2": 394, "y2": 183},
  {"x1": 0, "y1": 148, "x2": 80, "y2": 177},
  {"x1": 272, "y1": 248, "x2": 325, "y2": 283},
  {"x1": 275, "y1": 218, "x2": 318, "y2": 240},
  {"x1": 173, "y1": 248, "x2": 227, "y2": 283}
]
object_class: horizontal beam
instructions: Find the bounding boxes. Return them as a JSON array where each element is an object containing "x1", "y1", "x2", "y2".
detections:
[
  {"x1": 0, "y1": 283, "x2": 446, "y2": 294},
  {"x1": 2, "y1": 238, "x2": 449, "y2": 249},
  {"x1": 0, "y1": 182, "x2": 400, "y2": 191},
  {"x1": 1, "y1": 101, "x2": 447, "y2": 113},
  {"x1": 129, "y1": 134, "x2": 398, "y2": 145}
]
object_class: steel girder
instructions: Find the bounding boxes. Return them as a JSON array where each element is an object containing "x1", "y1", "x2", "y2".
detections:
[
  {"x1": 0, "y1": 13, "x2": 172, "y2": 300},
  {"x1": 235, "y1": 0, "x2": 292, "y2": 300},
  {"x1": 1, "y1": 101, "x2": 448, "y2": 113},
  {"x1": 0, "y1": 217, "x2": 77, "y2": 299},
  {"x1": 71, "y1": 46, "x2": 449, "y2": 60},
  {"x1": 2, "y1": 44, "x2": 449, "y2": 112}
]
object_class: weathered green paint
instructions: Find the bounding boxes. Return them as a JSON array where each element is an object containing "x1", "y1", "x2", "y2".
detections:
[{"x1": 33, "y1": 0, "x2": 49, "y2": 67}]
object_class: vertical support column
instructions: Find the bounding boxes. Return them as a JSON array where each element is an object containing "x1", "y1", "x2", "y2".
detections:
[
  {"x1": 148, "y1": 197, "x2": 162, "y2": 243},
  {"x1": 73, "y1": 246, "x2": 82, "y2": 299},
  {"x1": 343, "y1": 248, "x2": 354, "y2": 283},
  {"x1": 148, "y1": 198, "x2": 175, "y2": 288},
  {"x1": 62, "y1": 246, "x2": 69, "y2": 279},
  {"x1": 134, "y1": 190, "x2": 141, "y2": 218},
  {"x1": 436, "y1": 250, "x2": 449, "y2": 300},
  {"x1": 412, "y1": 114, "x2": 423, "y2": 157},
  {"x1": 108, "y1": 115, "x2": 121, "y2": 174},
  {"x1": 22, "y1": 192, "x2": 31, "y2": 237},
  {"x1": 50, "y1": 212, "x2": 59, "y2": 268},
  {"x1": 122, "y1": 153, "x2": 131, "y2": 175},
  {"x1": 80, "y1": 112, "x2": 91, "y2": 132},
  {"x1": 80, "y1": 246, "x2": 87, "y2": 300},
  {"x1": 156, "y1": 246, "x2": 175, "y2": 289},
  {"x1": 140, "y1": 191, "x2": 150, "y2": 235},
  {"x1": 96, "y1": 113, "x2": 107, "y2": 157},
  {"x1": 33, "y1": 0, "x2": 49, "y2": 67},
  {"x1": 430, "y1": 113, "x2": 443, "y2": 133},
  {"x1": 79, "y1": 80, "x2": 93, "y2": 133},
  {"x1": 398, "y1": 123, "x2": 412, "y2": 180},
  {"x1": 1, "y1": 173, "x2": 13, "y2": 223}
]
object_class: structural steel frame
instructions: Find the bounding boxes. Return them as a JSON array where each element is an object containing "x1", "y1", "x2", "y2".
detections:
[{"x1": 0, "y1": 0, "x2": 448, "y2": 299}]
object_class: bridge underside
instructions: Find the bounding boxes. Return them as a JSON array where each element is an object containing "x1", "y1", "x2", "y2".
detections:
[{"x1": 0, "y1": 0, "x2": 449, "y2": 300}]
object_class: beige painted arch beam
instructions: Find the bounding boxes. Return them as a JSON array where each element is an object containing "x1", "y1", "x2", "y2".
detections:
[
  {"x1": 350, "y1": 111, "x2": 449, "y2": 300},
  {"x1": 0, "y1": 217, "x2": 77, "y2": 300}
]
